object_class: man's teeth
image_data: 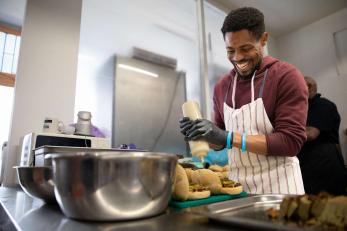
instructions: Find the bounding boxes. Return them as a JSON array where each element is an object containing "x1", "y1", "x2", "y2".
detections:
[{"x1": 237, "y1": 62, "x2": 248, "y2": 70}]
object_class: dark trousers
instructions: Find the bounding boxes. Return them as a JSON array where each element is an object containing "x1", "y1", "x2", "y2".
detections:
[{"x1": 298, "y1": 142, "x2": 347, "y2": 195}]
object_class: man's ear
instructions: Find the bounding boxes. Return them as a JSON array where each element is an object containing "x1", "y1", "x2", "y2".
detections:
[{"x1": 260, "y1": 32, "x2": 268, "y2": 46}]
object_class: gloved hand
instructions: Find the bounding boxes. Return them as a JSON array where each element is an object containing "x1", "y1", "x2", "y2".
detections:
[
  {"x1": 179, "y1": 117, "x2": 194, "y2": 137},
  {"x1": 184, "y1": 118, "x2": 228, "y2": 147}
]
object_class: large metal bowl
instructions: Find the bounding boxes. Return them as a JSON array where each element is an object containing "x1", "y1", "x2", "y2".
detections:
[
  {"x1": 14, "y1": 166, "x2": 56, "y2": 203},
  {"x1": 50, "y1": 151, "x2": 177, "y2": 221}
]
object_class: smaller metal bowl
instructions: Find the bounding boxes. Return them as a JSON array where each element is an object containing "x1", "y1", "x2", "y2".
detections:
[{"x1": 14, "y1": 166, "x2": 56, "y2": 203}]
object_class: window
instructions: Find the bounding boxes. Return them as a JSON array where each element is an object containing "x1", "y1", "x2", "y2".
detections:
[
  {"x1": 0, "y1": 24, "x2": 21, "y2": 87},
  {"x1": 0, "y1": 85, "x2": 14, "y2": 148},
  {"x1": 0, "y1": 24, "x2": 20, "y2": 148}
]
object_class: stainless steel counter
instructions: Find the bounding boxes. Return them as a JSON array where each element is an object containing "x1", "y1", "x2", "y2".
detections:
[{"x1": 0, "y1": 187, "x2": 248, "y2": 231}]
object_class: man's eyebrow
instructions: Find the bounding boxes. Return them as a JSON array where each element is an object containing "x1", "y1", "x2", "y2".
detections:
[
  {"x1": 240, "y1": 44, "x2": 253, "y2": 48},
  {"x1": 226, "y1": 44, "x2": 253, "y2": 49}
]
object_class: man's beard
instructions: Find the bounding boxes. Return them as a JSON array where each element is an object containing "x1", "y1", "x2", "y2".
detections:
[{"x1": 232, "y1": 54, "x2": 262, "y2": 79}]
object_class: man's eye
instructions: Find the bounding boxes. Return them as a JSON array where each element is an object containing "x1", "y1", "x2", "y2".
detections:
[
  {"x1": 227, "y1": 50, "x2": 235, "y2": 55},
  {"x1": 241, "y1": 47, "x2": 252, "y2": 52}
]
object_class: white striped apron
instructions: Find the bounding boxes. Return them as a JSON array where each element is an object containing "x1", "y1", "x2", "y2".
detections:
[{"x1": 224, "y1": 70, "x2": 305, "y2": 195}]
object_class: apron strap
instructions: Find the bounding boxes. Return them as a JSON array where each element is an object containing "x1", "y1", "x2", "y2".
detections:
[
  {"x1": 258, "y1": 69, "x2": 269, "y2": 98},
  {"x1": 224, "y1": 69, "x2": 265, "y2": 107},
  {"x1": 231, "y1": 74, "x2": 238, "y2": 108},
  {"x1": 224, "y1": 75, "x2": 234, "y2": 103},
  {"x1": 224, "y1": 73, "x2": 238, "y2": 108}
]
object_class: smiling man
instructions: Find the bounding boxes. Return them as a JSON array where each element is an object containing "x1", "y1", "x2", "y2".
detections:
[{"x1": 180, "y1": 7, "x2": 308, "y2": 194}]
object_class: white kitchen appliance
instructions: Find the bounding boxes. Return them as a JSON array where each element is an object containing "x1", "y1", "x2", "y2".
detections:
[
  {"x1": 75, "y1": 111, "x2": 92, "y2": 136},
  {"x1": 20, "y1": 132, "x2": 110, "y2": 166}
]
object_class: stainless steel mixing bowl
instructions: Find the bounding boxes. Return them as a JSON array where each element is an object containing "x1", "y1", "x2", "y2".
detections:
[
  {"x1": 14, "y1": 166, "x2": 56, "y2": 203},
  {"x1": 50, "y1": 151, "x2": 177, "y2": 221}
]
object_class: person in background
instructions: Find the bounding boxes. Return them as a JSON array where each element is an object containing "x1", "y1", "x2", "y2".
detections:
[
  {"x1": 180, "y1": 7, "x2": 308, "y2": 194},
  {"x1": 297, "y1": 76, "x2": 347, "y2": 195}
]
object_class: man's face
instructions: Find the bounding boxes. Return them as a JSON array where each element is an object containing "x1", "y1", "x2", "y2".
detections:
[{"x1": 224, "y1": 29, "x2": 267, "y2": 77}]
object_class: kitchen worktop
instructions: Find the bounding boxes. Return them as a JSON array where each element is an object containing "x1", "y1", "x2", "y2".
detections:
[{"x1": 0, "y1": 187, "x2": 249, "y2": 231}]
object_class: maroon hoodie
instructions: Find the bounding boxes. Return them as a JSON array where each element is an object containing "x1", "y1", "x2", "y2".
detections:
[{"x1": 213, "y1": 56, "x2": 308, "y2": 157}]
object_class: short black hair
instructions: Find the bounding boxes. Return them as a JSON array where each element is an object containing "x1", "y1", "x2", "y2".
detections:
[{"x1": 221, "y1": 7, "x2": 265, "y2": 40}]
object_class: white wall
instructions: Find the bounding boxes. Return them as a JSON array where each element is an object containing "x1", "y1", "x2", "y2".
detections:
[
  {"x1": 2, "y1": 0, "x2": 82, "y2": 186},
  {"x1": 276, "y1": 8, "x2": 347, "y2": 163},
  {"x1": 267, "y1": 35, "x2": 278, "y2": 58},
  {"x1": 203, "y1": 3, "x2": 228, "y2": 119},
  {"x1": 204, "y1": 3, "x2": 229, "y2": 70},
  {"x1": 75, "y1": 0, "x2": 200, "y2": 137}
]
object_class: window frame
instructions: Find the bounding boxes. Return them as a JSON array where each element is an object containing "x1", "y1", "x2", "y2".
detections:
[{"x1": 0, "y1": 23, "x2": 21, "y2": 87}]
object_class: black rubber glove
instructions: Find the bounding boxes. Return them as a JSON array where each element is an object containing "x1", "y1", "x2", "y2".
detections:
[
  {"x1": 185, "y1": 119, "x2": 228, "y2": 147},
  {"x1": 179, "y1": 117, "x2": 194, "y2": 137}
]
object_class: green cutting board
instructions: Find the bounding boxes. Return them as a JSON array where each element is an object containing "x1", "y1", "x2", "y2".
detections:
[{"x1": 169, "y1": 191, "x2": 248, "y2": 208}]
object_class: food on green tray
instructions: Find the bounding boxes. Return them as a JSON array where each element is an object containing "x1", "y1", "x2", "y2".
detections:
[
  {"x1": 189, "y1": 183, "x2": 209, "y2": 192},
  {"x1": 208, "y1": 164, "x2": 229, "y2": 179},
  {"x1": 172, "y1": 164, "x2": 211, "y2": 201},
  {"x1": 221, "y1": 178, "x2": 241, "y2": 188},
  {"x1": 191, "y1": 169, "x2": 243, "y2": 195}
]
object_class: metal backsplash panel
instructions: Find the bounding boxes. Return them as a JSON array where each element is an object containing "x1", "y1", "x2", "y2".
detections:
[{"x1": 113, "y1": 57, "x2": 188, "y2": 156}]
